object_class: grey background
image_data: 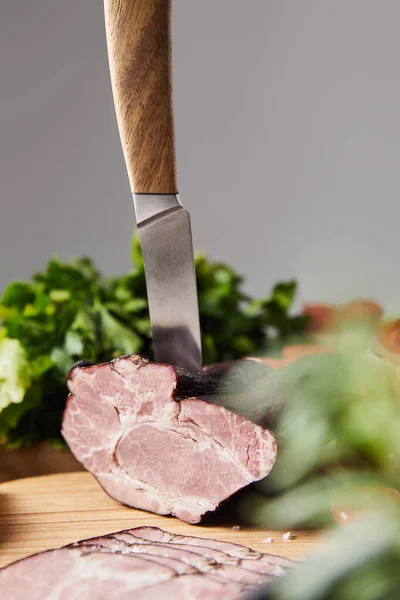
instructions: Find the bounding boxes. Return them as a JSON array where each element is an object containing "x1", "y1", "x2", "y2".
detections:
[{"x1": 1, "y1": 0, "x2": 399, "y2": 310}]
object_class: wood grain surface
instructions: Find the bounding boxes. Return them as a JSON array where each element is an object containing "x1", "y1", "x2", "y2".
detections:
[
  {"x1": 104, "y1": 0, "x2": 177, "y2": 194},
  {"x1": 0, "y1": 472, "x2": 323, "y2": 568}
]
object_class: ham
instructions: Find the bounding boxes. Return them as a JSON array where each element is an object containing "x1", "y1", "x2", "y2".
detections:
[
  {"x1": 0, "y1": 547, "x2": 178, "y2": 600},
  {"x1": 73, "y1": 533, "x2": 287, "y2": 584},
  {"x1": 119, "y1": 526, "x2": 294, "y2": 572},
  {"x1": 62, "y1": 355, "x2": 277, "y2": 523},
  {"x1": 0, "y1": 527, "x2": 293, "y2": 599}
]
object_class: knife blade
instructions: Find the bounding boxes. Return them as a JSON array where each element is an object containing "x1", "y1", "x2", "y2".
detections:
[{"x1": 104, "y1": 0, "x2": 202, "y2": 371}]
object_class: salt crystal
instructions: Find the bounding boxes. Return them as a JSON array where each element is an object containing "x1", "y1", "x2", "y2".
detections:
[
  {"x1": 262, "y1": 537, "x2": 273, "y2": 543},
  {"x1": 232, "y1": 525, "x2": 240, "y2": 530},
  {"x1": 282, "y1": 531, "x2": 295, "y2": 541}
]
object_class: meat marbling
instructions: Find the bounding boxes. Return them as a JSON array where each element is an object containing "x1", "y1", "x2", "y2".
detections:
[
  {"x1": 62, "y1": 355, "x2": 277, "y2": 523},
  {"x1": 1, "y1": 527, "x2": 293, "y2": 599},
  {"x1": 115, "y1": 526, "x2": 295, "y2": 573},
  {"x1": 0, "y1": 546, "x2": 178, "y2": 600}
]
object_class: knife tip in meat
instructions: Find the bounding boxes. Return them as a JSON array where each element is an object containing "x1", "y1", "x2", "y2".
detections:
[{"x1": 134, "y1": 193, "x2": 202, "y2": 372}]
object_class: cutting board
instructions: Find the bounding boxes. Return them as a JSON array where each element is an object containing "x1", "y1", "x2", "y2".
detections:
[{"x1": 0, "y1": 472, "x2": 322, "y2": 568}]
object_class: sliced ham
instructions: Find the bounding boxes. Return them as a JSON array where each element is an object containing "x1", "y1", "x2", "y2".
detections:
[
  {"x1": 75, "y1": 536, "x2": 219, "y2": 572},
  {"x1": 62, "y1": 355, "x2": 277, "y2": 524},
  {"x1": 0, "y1": 527, "x2": 294, "y2": 600},
  {"x1": 74, "y1": 535, "x2": 270, "y2": 587},
  {"x1": 109, "y1": 533, "x2": 237, "y2": 566},
  {"x1": 72, "y1": 537, "x2": 198, "y2": 575},
  {"x1": 132, "y1": 574, "x2": 249, "y2": 600},
  {"x1": 127, "y1": 525, "x2": 261, "y2": 558},
  {"x1": 0, "y1": 546, "x2": 177, "y2": 600},
  {"x1": 120, "y1": 526, "x2": 294, "y2": 573}
]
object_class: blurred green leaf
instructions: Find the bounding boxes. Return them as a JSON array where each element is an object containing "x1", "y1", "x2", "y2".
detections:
[
  {"x1": 98, "y1": 304, "x2": 142, "y2": 355},
  {"x1": 64, "y1": 330, "x2": 84, "y2": 356},
  {"x1": 272, "y1": 280, "x2": 297, "y2": 309},
  {"x1": 50, "y1": 347, "x2": 74, "y2": 373},
  {"x1": 264, "y1": 515, "x2": 400, "y2": 600},
  {"x1": 1, "y1": 282, "x2": 36, "y2": 310},
  {"x1": 131, "y1": 231, "x2": 144, "y2": 268},
  {"x1": 49, "y1": 290, "x2": 71, "y2": 303},
  {"x1": 0, "y1": 338, "x2": 31, "y2": 412},
  {"x1": 240, "y1": 327, "x2": 400, "y2": 599}
]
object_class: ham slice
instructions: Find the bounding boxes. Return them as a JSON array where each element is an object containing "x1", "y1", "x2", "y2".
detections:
[
  {"x1": 120, "y1": 526, "x2": 295, "y2": 572},
  {"x1": 0, "y1": 527, "x2": 293, "y2": 599},
  {"x1": 62, "y1": 355, "x2": 277, "y2": 523},
  {"x1": 73, "y1": 535, "x2": 277, "y2": 585},
  {"x1": 0, "y1": 547, "x2": 177, "y2": 600}
]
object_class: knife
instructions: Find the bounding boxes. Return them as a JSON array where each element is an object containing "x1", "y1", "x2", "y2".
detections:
[{"x1": 104, "y1": 0, "x2": 202, "y2": 372}]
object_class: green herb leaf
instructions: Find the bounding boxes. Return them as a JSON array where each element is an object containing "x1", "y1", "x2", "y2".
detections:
[
  {"x1": 1, "y1": 282, "x2": 36, "y2": 310},
  {"x1": 50, "y1": 347, "x2": 75, "y2": 373},
  {"x1": 64, "y1": 330, "x2": 84, "y2": 356},
  {"x1": 98, "y1": 304, "x2": 142, "y2": 355},
  {"x1": 0, "y1": 338, "x2": 30, "y2": 412}
]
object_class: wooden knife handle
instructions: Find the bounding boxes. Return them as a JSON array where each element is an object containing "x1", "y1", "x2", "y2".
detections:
[{"x1": 104, "y1": 0, "x2": 177, "y2": 194}]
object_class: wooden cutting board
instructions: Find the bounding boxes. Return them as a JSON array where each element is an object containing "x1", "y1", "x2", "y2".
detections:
[{"x1": 0, "y1": 472, "x2": 322, "y2": 568}]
